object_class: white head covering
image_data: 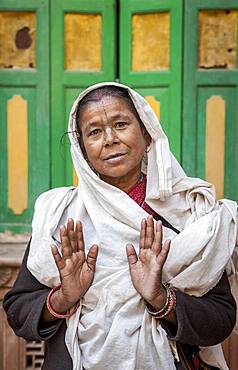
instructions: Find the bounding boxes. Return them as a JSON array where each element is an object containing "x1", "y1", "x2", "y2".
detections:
[{"x1": 27, "y1": 82, "x2": 238, "y2": 370}]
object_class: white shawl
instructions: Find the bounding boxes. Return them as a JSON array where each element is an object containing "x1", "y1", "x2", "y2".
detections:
[{"x1": 27, "y1": 82, "x2": 238, "y2": 370}]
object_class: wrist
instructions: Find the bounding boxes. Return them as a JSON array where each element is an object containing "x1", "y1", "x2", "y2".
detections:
[
  {"x1": 146, "y1": 285, "x2": 167, "y2": 312},
  {"x1": 145, "y1": 284, "x2": 177, "y2": 319},
  {"x1": 46, "y1": 285, "x2": 81, "y2": 319},
  {"x1": 51, "y1": 288, "x2": 77, "y2": 314}
]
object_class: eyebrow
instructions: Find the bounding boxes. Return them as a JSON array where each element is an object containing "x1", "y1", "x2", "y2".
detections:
[{"x1": 84, "y1": 112, "x2": 132, "y2": 128}]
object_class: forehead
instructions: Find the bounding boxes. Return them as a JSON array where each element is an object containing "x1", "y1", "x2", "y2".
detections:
[{"x1": 79, "y1": 95, "x2": 137, "y2": 123}]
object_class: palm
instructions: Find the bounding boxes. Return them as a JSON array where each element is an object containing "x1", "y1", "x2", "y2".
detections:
[
  {"x1": 52, "y1": 219, "x2": 98, "y2": 305},
  {"x1": 126, "y1": 216, "x2": 170, "y2": 303}
]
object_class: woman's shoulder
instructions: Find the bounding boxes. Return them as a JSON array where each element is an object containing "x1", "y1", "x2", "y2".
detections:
[
  {"x1": 34, "y1": 186, "x2": 78, "y2": 213},
  {"x1": 36, "y1": 186, "x2": 76, "y2": 203}
]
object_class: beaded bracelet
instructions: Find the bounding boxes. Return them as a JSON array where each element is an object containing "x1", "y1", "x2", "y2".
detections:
[
  {"x1": 155, "y1": 288, "x2": 176, "y2": 319},
  {"x1": 146, "y1": 284, "x2": 176, "y2": 319},
  {"x1": 46, "y1": 284, "x2": 80, "y2": 319}
]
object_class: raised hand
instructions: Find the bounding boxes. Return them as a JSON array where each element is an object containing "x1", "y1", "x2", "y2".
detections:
[
  {"x1": 126, "y1": 215, "x2": 171, "y2": 311},
  {"x1": 51, "y1": 218, "x2": 98, "y2": 309}
]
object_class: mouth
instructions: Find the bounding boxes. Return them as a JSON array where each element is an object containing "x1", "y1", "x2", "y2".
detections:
[{"x1": 104, "y1": 153, "x2": 127, "y2": 161}]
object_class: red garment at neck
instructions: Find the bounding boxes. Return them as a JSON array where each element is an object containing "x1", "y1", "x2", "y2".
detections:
[{"x1": 126, "y1": 175, "x2": 157, "y2": 217}]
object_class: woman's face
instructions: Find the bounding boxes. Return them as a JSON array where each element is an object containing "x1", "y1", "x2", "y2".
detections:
[{"x1": 78, "y1": 95, "x2": 150, "y2": 187}]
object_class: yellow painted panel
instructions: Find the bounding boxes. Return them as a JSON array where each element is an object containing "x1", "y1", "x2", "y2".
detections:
[
  {"x1": 206, "y1": 96, "x2": 225, "y2": 199},
  {"x1": 64, "y1": 13, "x2": 102, "y2": 71},
  {"x1": 0, "y1": 12, "x2": 36, "y2": 69},
  {"x1": 132, "y1": 12, "x2": 170, "y2": 71},
  {"x1": 145, "y1": 96, "x2": 160, "y2": 120},
  {"x1": 199, "y1": 10, "x2": 237, "y2": 69},
  {"x1": 8, "y1": 95, "x2": 28, "y2": 214}
]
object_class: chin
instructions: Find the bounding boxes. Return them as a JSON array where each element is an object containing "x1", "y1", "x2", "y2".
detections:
[{"x1": 100, "y1": 167, "x2": 139, "y2": 182}]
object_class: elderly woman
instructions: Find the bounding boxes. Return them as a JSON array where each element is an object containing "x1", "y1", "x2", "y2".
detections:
[{"x1": 3, "y1": 82, "x2": 238, "y2": 370}]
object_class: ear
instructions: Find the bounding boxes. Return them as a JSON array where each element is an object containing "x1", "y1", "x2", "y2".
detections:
[{"x1": 144, "y1": 130, "x2": 151, "y2": 146}]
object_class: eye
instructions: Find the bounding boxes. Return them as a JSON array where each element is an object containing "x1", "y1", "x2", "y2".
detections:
[
  {"x1": 89, "y1": 128, "x2": 101, "y2": 136},
  {"x1": 115, "y1": 121, "x2": 128, "y2": 128}
]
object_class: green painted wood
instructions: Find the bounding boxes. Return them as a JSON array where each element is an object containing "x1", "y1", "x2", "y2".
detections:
[
  {"x1": 51, "y1": 0, "x2": 116, "y2": 187},
  {"x1": 0, "y1": 0, "x2": 50, "y2": 233},
  {"x1": 183, "y1": 0, "x2": 238, "y2": 201},
  {"x1": 119, "y1": 0, "x2": 183, "y2": 161}
]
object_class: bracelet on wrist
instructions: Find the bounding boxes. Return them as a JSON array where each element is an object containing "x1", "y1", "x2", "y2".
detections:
[
  {"x1": 146, "y1": 283, "x2": 176, "y2": 319},
  {"x1": 46, "y1": 284, "x2": 80, "y2": 319}
]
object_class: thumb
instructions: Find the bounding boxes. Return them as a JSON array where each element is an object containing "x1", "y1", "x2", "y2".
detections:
[
  {"x1": 126, "y1": 244, "x2": 138, "y2": 267},
  {"x1": 86, "y1": 244, "x2": 99, "y2": 272}
]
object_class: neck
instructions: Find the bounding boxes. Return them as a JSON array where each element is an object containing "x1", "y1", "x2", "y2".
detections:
[{"x1": 100, "y1": 166, "x2": 142, "y2": 192}]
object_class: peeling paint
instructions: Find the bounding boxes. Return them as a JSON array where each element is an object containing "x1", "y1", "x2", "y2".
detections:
[
  {"x1": 0, "y1": 12, "x2": 36, "y2": 69},
  {"x1": 15, "y1": 27, "x2": 32, "y2": 49},
  {"x1": 199, "y1": 10, "x2": 237, "y2": 69}
]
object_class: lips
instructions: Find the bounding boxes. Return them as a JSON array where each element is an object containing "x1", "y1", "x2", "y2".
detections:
[{"x1": 104, "y1": 153, "x2": 126, "y2": 160}]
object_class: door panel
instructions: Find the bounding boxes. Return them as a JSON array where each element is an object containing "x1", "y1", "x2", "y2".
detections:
[
  {"x1": 0, "y1": 0, "x2": 50, "y2": 233},
  {"x1": 119, "y1": 0, "x2": 183, "y2": 160},
  {"x1": 51, "y1": 0, "x2": 116, "y2": 187},
  {"x1": 183, "y1": 0, "x2": 238, "y2": 202}
]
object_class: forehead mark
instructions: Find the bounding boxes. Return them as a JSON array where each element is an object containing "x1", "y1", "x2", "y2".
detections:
[
  {"x1": 99, "y1": 96, "x2": 109, "y2": 122},
  {"x1": 81, "y1": 95, "x2": 135, "y2": 130}
]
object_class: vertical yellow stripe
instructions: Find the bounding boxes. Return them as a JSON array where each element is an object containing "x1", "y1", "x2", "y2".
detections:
[
  {"x1": 145, "y1": 96, "x2": 161, "y2": 120},
  {"x1": 8, "y1": 95, "x2": 28, "y2": 214},
  {"x1": 73, "y1": 167, "x2": 78, "y2": 187},
  {"x1": 206, "y1": 96, "x2": 225, "y2": 199}
]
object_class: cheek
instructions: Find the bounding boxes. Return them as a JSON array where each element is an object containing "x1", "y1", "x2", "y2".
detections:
[
  {"x1": 83, "y1": 141, "x2": 101, "y2": 161},
  {"x1": 130, "y1": 131, "x2": 147, "y2": 154}
]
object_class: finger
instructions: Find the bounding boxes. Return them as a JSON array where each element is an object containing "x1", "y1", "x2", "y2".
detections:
[
  {"x1": 144, "y1": 215, "x2": 154, "y2": 249},
  {"x1": 140, "y1": 218, "x2": 146, "y2": 249},
  {"x1": 67, "y1": 218, "x2": 74, "y2": 233},
  {"x1": 68, "y1": 229, "x2": 78, "y2": 253},
  {"x1": 157, "y1": 239, "x2": 171, "y2": 268},
  {"x1": 51, "y1": 244, "x2": 65, "y2": 271},
  {"x1": 126, "y1": 244, "x2": 138, "y2": 267},
  {"x1": 86, "y1": 244, "x2": 99, "y2": 272},
  {"x1": 76, "y1": 220, "x2": 85, "y2": 254},
  {"x1": 152, "y1": 220, "x2": 163, "y2": 255},
  {"x1": 60, "y1": 225, "x2": 73, "y2": 259}
]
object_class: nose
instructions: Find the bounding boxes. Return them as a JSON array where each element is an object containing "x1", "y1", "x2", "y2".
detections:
[{"x1": 104, "y1": 127, "x2": 118, "y2": 146}]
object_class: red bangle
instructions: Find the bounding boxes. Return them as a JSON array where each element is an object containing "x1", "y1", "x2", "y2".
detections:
[{"x1": 46, "y1": 284, "x2": 80, "y2": 319}]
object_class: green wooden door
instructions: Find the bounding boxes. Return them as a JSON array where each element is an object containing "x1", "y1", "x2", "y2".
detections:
[
  {"x1": 183, "y1": 0, "x2": 238, "y2": 201},
  {"x1": 119, "y1": 0, "x2": 183, "y2": 160},
  {"x1": 51, "y1": 0, "x2": 183, "y2": 187},
  {"x1": 1, "y1": 0, "x2": 237, "y2": 233},
  {"x1": 0, "y1": 0, "x2": 50, "y2": 232},
  {"x1": 51, "y1": 0, "x2": 116, "y2": 187}
]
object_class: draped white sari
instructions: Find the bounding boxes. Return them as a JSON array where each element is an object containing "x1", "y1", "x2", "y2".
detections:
[{"x1": 27, "y1": 82, "x2": 238, "y2": 370}]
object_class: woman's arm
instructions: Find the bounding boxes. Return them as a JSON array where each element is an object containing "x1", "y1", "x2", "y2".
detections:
[
  {"x1": 4, "y1": 218, "x2": 99, "y2": 336},
  {"x1": 126, "y1": 215, "x2": 236, "y2": 346},
  {"x1": 3, "y1": 241, "x2": 63, "y2": 341},
  {"x1": 161, "y1": 272, "x2": 236, "y2": 346}
]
